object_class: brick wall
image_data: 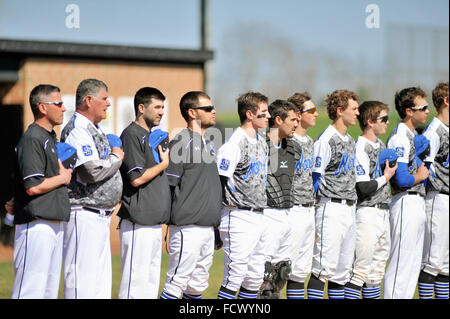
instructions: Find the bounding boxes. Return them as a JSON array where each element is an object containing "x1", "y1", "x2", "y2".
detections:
[{"x1": 2, "y1": 57, "x2": 204, "y2": 134}]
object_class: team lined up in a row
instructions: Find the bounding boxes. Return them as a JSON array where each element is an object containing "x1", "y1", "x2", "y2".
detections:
[{"x1": 7, "y1": 79, "x2": 448, "y2": 299}]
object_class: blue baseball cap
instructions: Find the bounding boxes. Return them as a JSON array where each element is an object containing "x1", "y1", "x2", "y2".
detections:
[
  {"x1": 414, "y1": 134, "x2": 430, "y2": 158},
  {"x1": 379, "y1": 149, "x2": 398, "y2": 168},
  {"x1": 148, "y1": 129, "x2": 169, "y2": 164},
  {"x1": 56, "y1": 142, "x2": 77, "y2": 169},
  {"x1": 414, "y1": 134, "x2": 430, "y2": 166},
  {"x1": 107, "y1": 134, "x2": 122, "y2": 148}
]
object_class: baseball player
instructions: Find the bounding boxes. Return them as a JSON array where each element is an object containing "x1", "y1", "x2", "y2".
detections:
[
  {"x1": 61, "y1": 79, "x2": 124, "y2": 299},
  {"x1": 117, "y1": 87, "x2": 171, "y2": 299},
  {"x1": 285, "y1": 92, "x2": 318, "y2": 299},
  {"x1": 383, "y1": 86, "x2": 430, "y2": 299},
  {"x1": 216, "y1": 92, "x2": 270, "y2": 299},
  {"x1": 160, "y1": 91, "x2": 222, "y2": 299},
  {"x1": 345, "y1": 101, "x2": 398, "y2": 299},
  {"x1": 259, "y1": 99, "x2": 299, "y2": 299},
  {"x1": 418, "y1": 82, "x2": 449, "y2": 299},
  {"x1": 11, "y1": 84, "x2": 73, "y2": 298},
  {"x1": 307, "y1": 89, "x2": 359, "y2": 299}
]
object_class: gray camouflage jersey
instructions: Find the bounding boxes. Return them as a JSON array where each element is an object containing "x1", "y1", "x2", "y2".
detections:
[
  {"x1": 61, "y1": 115, "x2": 123, "y2": 209},
  {"x1": 423, "y1": 118, "x2": 449, "y2": 194},
  {"x1": 217, "y1": 127, "x2": 268, "y2": 209},
  {"x1": 290, "y1": 134, "x2": 315, "y2": 205},
  {"x1": 387, "y1": 123, "x2": 426, "y2": 197},
  {"x1": 355, "y1": 136, "x2": 391, "y2": 207},
  {"x1": 313, "y1": 125, "x2": 357, "y2": 201}
]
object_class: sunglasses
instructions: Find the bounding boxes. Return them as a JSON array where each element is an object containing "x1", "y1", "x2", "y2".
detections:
[
  {"x1": 257, "y1": 113, "x2": 269, "y2": 118},
  {"x1": 375, "y1": 114, "x2": 389, "y2": 123},
  {"x1": 40, "y1": 101, "x2": 64, "y2": 107},
  {"x1": 410, "y1": 104, "x2": 428, "y2": 111},
  {"x1": 191, "y1": 105, "x2": 215, "y2": 112},
  {"x1": 300, "y1": 107, "x2": 316, "y2": 114}
]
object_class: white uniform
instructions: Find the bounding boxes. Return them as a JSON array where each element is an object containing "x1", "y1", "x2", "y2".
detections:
[
  {"x1": 216, "y1": 127, "x2": 269, "y2": 298},
  {"x1": 383, "y1": 122, "x2": 426, "y2": 299},
  {"x1": 288, "y1": 134, "x2": 315, "y2": 284},
  {"x1": 350, "y1": 137, "x2": 391, "y2": 290},
  {"x1": 422, "y1": 117, "x2": 449, "y2": 277},
  {"x1": 312, "y1": 125, "x2": 357, "y2": 290},
  {"x1": 61, "y1": 112, "x2": 123, "y2": 299}
]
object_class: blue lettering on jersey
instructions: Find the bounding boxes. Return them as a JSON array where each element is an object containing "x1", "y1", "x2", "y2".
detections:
[
  {"x1": 373, "y1": 159, "x2": 382, "y2": 178},
  {"x1": 82, "y1": 145, "x2": 93, "y2": 156},
  {"x1": 334, "y1": 151, "x2": 356, "y2": 176},
  {"x1": 395, "y1": 147, "x2": 404, "y2": 157},
  {"x1": 220, "y1": 158, "x2": 230, "y2": 171},
  {"x1": 296, "y1": 153, "x2": 314, "y2": 173},
  {"x1": 242, "y1": 159, "x2": 266, "y2": 181},
  {"x1": 356, "y1": 164, "x2": 365, "y2": 176},
  {"x1": 315, "y1": 156, "x2": 322, "y2": 168}
]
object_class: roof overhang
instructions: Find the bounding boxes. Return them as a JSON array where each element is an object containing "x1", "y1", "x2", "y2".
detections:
[{"x1": 0, "y1": 38, "x2": 214, "y2": 82}]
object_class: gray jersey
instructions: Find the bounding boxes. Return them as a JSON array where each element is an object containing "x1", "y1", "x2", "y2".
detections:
[
  {"x1": 290, "y1": 133, "x2": 315, "y2": 205},
  {"x1": 313, "y1": 125, "x2": 357, "y2": 201},
  {"x1": 355, "y1": 136, "x2": 391, "y2": 206},
  {"x1": 387, "y1": 122, "x2": 426, "y2": 197},
  {"x1": 216, "y1": 127, "x2": 268, "y2": 209},
  {"x1": 61, "y1": 113, "x2": 123, "y2": 209},
  {"x1": 423, "y1": 117, "x2": 449, "y2": 194}
]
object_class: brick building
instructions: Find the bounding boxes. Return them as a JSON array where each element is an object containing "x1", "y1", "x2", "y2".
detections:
[{"x1": 0, "y1": 38, "x2": 213, "y2": 252}]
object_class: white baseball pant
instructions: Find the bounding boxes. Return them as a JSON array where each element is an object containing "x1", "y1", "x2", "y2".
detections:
[
  {"x1": 350, "y1": 206, "x2": 390, "y2": 287},
  {"x1": 311, "y1": 198, "x2": 356, "y2": 285},
  {"x1": 383, "y1": 193, "x2": 426, "y2": 299},
  {"x1": 11, "y1": 219, "x2": 64, "y2": 299},
  {"x1": 118, "y1": 220, "x2": 162, "y2": 299},
  {"x1": 263, "y1": 208, "x2": 293, "y2": 263},
  {"x1": 162, "y1": 225, "x2": 214, "y2": 298},
  {"x1": 422, "y1": 192, "x2": 449, "y2": 277},
  {"x1": 219, "y1": 208, "x2": 269, "y2": 292},
  {"x1": 288, "y1": 205, "x2": 315, "y2": 283},
  {"x1": 63, "y1": 208, "x2": 112, "y2": 299}
]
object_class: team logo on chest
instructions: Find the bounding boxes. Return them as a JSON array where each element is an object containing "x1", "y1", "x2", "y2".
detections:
[
  {"x1": 296, "y1": 153, "x2": 314, "y2": 173},
  {"x1": 82, "y1": 145, "x2": 93, "y2": 156},
  {"x1": 334, "y1": 150, "x2": 356, "y2": 176},
  {"x1": 220, "y1": 158, "x2": 230, "y2": 171},
  {"x1": 242, "y1": 157, "x2": 266, "y2": 181}
]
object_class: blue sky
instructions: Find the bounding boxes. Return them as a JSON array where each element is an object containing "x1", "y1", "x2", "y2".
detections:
[{"x1": 0, "y1": 0, "x2": 448, "y2": 109}]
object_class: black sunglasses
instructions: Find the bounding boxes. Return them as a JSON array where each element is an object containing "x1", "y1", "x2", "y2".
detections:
[
  {"x1": 191, "y1": 105, "x2": 215, "y2": 112},
  {"x1": 376, "y1": 114, "x2": 389, "y2": 123}
]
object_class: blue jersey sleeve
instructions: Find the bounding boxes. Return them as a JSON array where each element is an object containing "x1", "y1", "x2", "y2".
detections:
[{"x1": 394, "y1": 162, "x2": 415, "y2": 188}]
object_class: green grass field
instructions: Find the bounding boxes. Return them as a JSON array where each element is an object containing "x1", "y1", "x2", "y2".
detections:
[
  {"x1": 0, "y1": 248, "x2": 420, "y2": 299},
  {"x1": 216, "y1": 108, "x2": 438, "y2": 143},
  {"x1": 0, "y1": 250, "x2": 226, "y2": 299}
]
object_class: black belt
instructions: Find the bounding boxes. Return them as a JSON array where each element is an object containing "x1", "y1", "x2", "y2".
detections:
[
  {"x1": 298, "y1": 203, "x2": 315, "y2": 207},
  {"x1": 406, "y1": 191, "x2": 424, "y2": 198},
  {"x1": 82, "y1": 207, "x2": 115, "y2": 216},
  {"x1": 240, "y1": 206, "x2": 264, "y2": 213},
  {"x1": 330, "y1": 198, "x2": 356, "y2": 206},
  {"x1": 373, "y1": 203, "x2": 390, "y2": 210},
  {"x1": 227, "y1": 206, "x2": 264, "y2": 213}
]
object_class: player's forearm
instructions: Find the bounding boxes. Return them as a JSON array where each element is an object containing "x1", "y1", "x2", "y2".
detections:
[
  {"x1": 130, "y1": 161, "x2": 169, "y2": 187},
  {"x1": 77, "y1": 153, "x2": 122, "y2": 184},
  {"x1": 25, "y1": 175, "x2": 68, "y2": 196}
]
